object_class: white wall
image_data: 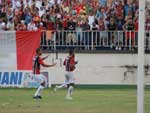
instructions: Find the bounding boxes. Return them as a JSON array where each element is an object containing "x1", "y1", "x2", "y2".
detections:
[{"x1": 43, "y1": 53, "x2": 150, "y2": 85}]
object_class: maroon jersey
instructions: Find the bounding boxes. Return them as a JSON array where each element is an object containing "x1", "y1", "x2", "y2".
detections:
[
  {"x1": 63, "y1": 55, "x2": 75, "y2": 72},
  {"x1": 32, "y1": 56, "x2": 44, "y2": 74}
]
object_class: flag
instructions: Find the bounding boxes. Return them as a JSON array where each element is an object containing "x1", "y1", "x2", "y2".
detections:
[{"x1": 0, "y1": 30, "x2": 41, "y2": 71}]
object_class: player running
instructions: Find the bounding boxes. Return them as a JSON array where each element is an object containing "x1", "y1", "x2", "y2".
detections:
[
  {"x1": 54, "y1": 49, "x2": 78, "y2": 100},
  {"x1": 33, "y1": 48, "x2": 56, "y2": 99}
]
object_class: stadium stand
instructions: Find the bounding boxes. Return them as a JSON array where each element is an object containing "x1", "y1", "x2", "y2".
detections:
[{"x1": 0, "y1": 0, "x2": 150, "y2": 52}]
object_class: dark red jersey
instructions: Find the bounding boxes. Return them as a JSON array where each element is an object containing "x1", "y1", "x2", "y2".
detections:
[
  {"x1": 32, "y1": 56, "x2": 44, "y2": 74},
  {"x1": 63, "y1": 55, "x2": 75, "y2": 72}
]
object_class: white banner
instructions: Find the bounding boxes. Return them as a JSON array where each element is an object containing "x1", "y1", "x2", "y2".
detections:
[{"x1": 0, "y1": 71, "x2": 50, "y2": 88}]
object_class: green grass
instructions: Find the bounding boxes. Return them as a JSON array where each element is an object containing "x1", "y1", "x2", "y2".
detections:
[{"x1": 0, "y1": 87, "x2": 150, "y2": 113}]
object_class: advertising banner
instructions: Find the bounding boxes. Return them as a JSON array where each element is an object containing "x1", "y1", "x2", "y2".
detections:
[{"x1": 0, "y1": 71, "x2": 50, "y2": 88}]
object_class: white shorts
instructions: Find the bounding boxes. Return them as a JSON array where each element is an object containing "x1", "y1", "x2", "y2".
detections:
[
  {"x1": 65, "y1": 71, "x2": 75, "y2": 85},
  {"x1": 33, "y1": 74, "x2": 47, "y2": 86}
]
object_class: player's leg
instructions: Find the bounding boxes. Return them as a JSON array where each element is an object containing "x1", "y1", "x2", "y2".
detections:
[
  {"x1": 33, "y1": 74, "x2": 46, "y2": 99},
  {"x1": 54, "y1": 73, "x2": 68, "y2": 92},
  {"x1": 66, "y1": 83, "x2": 74, "y2": 100},
  {"x1": 54, "y1": 73, "x2": 69, "y2": 92},
  {"x1": 66, "y1": 72, "x2": 75, "y2": 100},
  {"x1": 54, "y1": 83, "x2": 67, "y2": 92}
]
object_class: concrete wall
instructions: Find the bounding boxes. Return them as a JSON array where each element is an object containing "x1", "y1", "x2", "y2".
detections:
[{"x1": 43, "y1": 53, "x2": 150, "y2": 85}]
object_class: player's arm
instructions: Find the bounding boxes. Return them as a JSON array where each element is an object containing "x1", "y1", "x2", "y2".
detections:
[
  {"x1": 42, "y1": 63, "x2": 57, "y2": 67},
  {"x1": 39, "y1": 58, "x2": 56, "y2": 67}
]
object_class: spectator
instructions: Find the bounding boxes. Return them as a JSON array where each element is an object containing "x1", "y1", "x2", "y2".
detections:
[
  {"x1": 98, "y1": 17, "x2": 107, "y2": 46},
  {"x1": 124, "y1": 1, "x2": 133, "y2": 19},
  {"x1": 23, "y1": 0, "x2": 32, "y2": 8},
  {"x1": 0, "y1": 20, "x2": 7, "y2": 31},
  {"x1": 27, "y1": 20, "x2": 37, "y2": 31},
  {"x1": 82, "y1": 19, "x2": 90, "y2": 47},
  {"x1": 24, "y1": 7, "x2": 32, "y2": 25},
  {"x1": 107, "y1": 17, "x2": 117, "y2": 47},
  {"x1": 115, "y1": 0, "x2": 124, "y2": 17},
  {"x1": 95, "y1": 7, "x2": 107, "y2": 20},
  {"x1": 47, "y1": 19, "x2": 55, "y2": 30},
  {"x1": 38, "y1": 22, "x2": 45, "y2": 30},
  {"x1": 123, "y1": 18, "x2": 135, "y2": 48},
  {"x1": 16, "y1": 20, "x2": 27, "y2": 31},
  {"x1": 0, "y1": 0, "x2": 140, "y2": 34},
  {"x1": 6, "y1": 18, "x2": 14, "y2": 30},
  {"x1": 88, "y1": 12, "x2": 95, "y2": 29},
  {"x1": 13, "y1": 0, "x2": 22, "y2": 11},
  {"x1": 48, "y1": 0, "x2": 55, "y2": 8},
  {"x1": 145, "y1": 16, "x2": 150, "y2": 31},
  {"x1": 99, "y1": 0, "x2": 107, "y2": 7},
  {"x1": 66, "y1": 17, "x2": 77, "y2": 44},
  {"x1": 92, "y1": 22, "x2": 98, "y2": 46},
  {"x1": 116, "y1": 15, "x2": 124, "y2": 50},
  {"x1": 145, "y1": 16, "x2": 150, "y2": 50}
]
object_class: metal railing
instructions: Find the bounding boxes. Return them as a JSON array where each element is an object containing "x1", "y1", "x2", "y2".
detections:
[{"x1": 40, "y1": 30, "x2": 150, "y2": 52}]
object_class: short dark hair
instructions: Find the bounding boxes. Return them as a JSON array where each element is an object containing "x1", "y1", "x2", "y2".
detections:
[
  {"x1": 69, "y1": 49, "x2": 74, "y2": 55},
  {"x1": 36, "y1": 48, "x2": 41, "y2": 54}
]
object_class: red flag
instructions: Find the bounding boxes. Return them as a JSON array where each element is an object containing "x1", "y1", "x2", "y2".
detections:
[{"x1": 16, "y1": 30, "x2": 41, "y2": 70}]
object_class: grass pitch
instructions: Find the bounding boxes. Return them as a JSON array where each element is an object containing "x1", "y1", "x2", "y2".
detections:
[{"x1": 0, "y1": 86, "x2": 150, "y2": 113}]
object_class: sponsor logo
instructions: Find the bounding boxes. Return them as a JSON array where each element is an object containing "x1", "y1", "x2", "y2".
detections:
[
  {"x1": 0, "y1": 72, "x2": 23, "y2": 87},
  {"x1": 0, "y1": 71, "x2": 49, "y2": 88}
]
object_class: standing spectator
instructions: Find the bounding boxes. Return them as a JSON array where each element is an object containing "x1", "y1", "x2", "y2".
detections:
[
  {"x1": 145, "y1": 16, "x2": 150, "y2": 50},
  {"x1": 24, "y1": 7, "x2": 32, "y2": 25},
  {"x1": 61, "y1": 2, "x2": 70, "y2": 14},
  {"x1": 115, "y1": 0, "x2": 124, "y2": 17},
  {"x1": 107, "y1": 17, "x2": 117, "y2": 48},
  {"x1": 134, "y1": 16, "x2": 138, "y2": 47},
  {"x1": 39, "y1": 6, "x2": 46, "y2": 17},
  {"x1": 82, "y1": 20, "x2": 90, "y2": 49},
  {"x1": 116, "y1": 15, "x2": 125, "y2": 50},
  {"x1": 92, "y1": 22, "x2": 98, "y2": 47},
  {"x1": 6, "y1": 8, "x2": 13, "y2": 21},
  {"x1": 124, "y1": 1, "x2": 133, "y2": 19},
  {"x1": 123, "y1": 18, "x2": 135, "y2": 49},
  {"x1": 0, "y1": 4, "x2": 7, "y2": 21},
  {"x1": 133, "y1": 0, "x2": 139, "y2": 13},
  {"x1": 88, "y1": 12, "x2": 95, "y2": 29},
  {"x1": 66, "y1": 17, "x2": 77, "y2": 44},
  {"x1": 98, "y1": 17, "x2": 107, "y2": 46},
  {"x1": 47, "y1": 19, "x2": 55, "y2": 30},
  {"x1": 55, "y1": 18, "x2": 63, "y2": 44},
  {"x1": 96, "y1": 7, "x2": 107, "y2": 20}
]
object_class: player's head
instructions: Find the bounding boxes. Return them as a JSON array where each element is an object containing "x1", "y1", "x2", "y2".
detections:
[
  {"x1": 69, "y1": 49, "x2": 74, "y2": 56},
  {"x1": 36, "y1": 48, "x2": 42, "y2": 56}
]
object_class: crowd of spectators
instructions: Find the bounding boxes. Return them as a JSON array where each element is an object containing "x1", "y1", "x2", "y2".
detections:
[
  {"x1": 0, "y1": 0, "x2": 150, "y2": 50},
  {"x1": 0, "y1": 0, "x2": 150, "y2": 32}
]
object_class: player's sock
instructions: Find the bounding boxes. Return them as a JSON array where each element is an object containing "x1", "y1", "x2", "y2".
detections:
[
  {"x1": 66, "y1": 86, "x2": 73, "y2": 98},
  {"x1": 70, "y1": 86, "x2": 74, "y2": 96},
  {"x1": 34, "y1": 85, "x2": 44, "y2": 97}
]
